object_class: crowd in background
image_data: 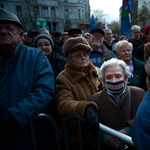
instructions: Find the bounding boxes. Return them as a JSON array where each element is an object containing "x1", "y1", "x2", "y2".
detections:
[{"x1": 1, "y1": 7, "x2": 150, "y2": 150}]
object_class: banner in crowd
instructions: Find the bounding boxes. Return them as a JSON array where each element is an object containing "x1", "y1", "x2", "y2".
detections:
[
  {"x1": 90, "y1": 15, "x2": 97, "y2": 32},
  {"x1": 121, "y1": 0, "x2": 133, "y2": 36},
  {"x1": 102, "y1": 18, "x2": 108, "y2": 29}
]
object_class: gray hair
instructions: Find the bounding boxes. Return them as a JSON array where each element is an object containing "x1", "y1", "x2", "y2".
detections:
[
  {"x1": 131, "y1": 25, "x2": 141, "y2": 31},
  {"x1": 115, "y1": 40, "x2": 133, "y2": 56},
  {"x1": 104, "y1": 29, "x2": 112, "y2": 33},
  {"x1": 99, "y1": 58, "x2": 131, "y2": 84},
  {"x1": 39, "y1": 28, "x2": 50, "y2": 35}
]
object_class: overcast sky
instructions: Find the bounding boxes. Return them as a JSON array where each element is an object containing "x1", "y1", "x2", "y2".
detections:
[{"x1": 89, "y1": 0, "x2": 122, "y2": 23}]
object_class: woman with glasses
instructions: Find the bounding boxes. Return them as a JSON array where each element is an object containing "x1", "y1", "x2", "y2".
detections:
[
  {"x1": 34, "y1": 34, "x2": 67, "y2": 79},
  {"x1": 55, "y1": 36, "x2": 100, "y2": 150}
]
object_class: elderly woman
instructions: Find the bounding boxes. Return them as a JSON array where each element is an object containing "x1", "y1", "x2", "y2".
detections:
[
  {"x1": 115, "y1": 40, "x2": 144, "y2": 87},
  {"x1": 55, "y1": 36, "x2": 100, "y2": 149},
  {"x1": 34, "y1": 34, "x2": 67, "y2": 128},
  {"x1": 90, "y1": 58, "x2": 145, "y2": 150},
  {"x1": 34, "y1": 34, "x2": 67, "y2": 79}
]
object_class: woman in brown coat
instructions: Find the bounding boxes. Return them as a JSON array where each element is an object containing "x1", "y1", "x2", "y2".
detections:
[{"x1": 55, "y1": 36, "x2": 100, "y2": 149}]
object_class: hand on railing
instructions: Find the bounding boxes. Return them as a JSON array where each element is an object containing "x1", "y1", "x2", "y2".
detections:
[{"x1": 84, "y1": 105, "x2": 99, "y2": 134}]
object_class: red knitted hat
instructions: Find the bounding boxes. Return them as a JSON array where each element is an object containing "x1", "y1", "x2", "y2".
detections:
[{"x1": 144, "y1": 25, "x2": 150, "y2": 35}]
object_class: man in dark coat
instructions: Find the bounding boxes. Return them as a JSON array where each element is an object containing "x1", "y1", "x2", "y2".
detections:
[{"x1": 0, "y1": 8, "x2": 54, "y2": 150}]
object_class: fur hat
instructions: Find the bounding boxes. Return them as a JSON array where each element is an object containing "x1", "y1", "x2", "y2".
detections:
[
  {"x1": 34, "y1": 34, "x2": 54, "y2": 50},
  {"x1": 63, "y1": 36, "x2": 92, "y2": 58}
]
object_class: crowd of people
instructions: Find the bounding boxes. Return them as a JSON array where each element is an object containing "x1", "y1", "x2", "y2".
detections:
[{"x1": 0, "y1": 7, "x2": 150, "y2": 150}]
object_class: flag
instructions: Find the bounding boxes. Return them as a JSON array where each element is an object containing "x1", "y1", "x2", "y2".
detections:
[
  {"x1": 102, "y1": 18, "x2": 108, "y2": 29},
  {"x1": 121, "y1": 0, "x2": 133, "y2": 36},
  {"x1": 90, "y1": 15, "x2": 97, "y2": 32}
]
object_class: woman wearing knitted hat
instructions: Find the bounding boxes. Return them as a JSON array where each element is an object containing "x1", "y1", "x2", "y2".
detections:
[
  {"x1": 55, "y1": 36, "x2": 100, "y2": 149},
  {"x1": 34, "y1": 34, "x2": 67, "y2": 79}
]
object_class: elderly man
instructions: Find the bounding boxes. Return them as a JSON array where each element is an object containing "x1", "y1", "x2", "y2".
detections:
[
  {"x1": 131, "y1": 25, "x2": 142, "y2": 56},
  {"x1": 90, "y1": 58, "x2": 145, "y2": 150},
  {"x1": 89, "y1": 27, "x2": 116, "y2": 68},
  {"x1": 0, "y1": 8, "x2": 54, "y2": 150},
  {"x1": 103, "y1": 28, "x2": 114, "y2": 51}
]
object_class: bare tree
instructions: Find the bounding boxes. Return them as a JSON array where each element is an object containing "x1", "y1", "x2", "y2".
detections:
[{"x1": 138, "y1": 5, "x2": 150, "y2": 29}]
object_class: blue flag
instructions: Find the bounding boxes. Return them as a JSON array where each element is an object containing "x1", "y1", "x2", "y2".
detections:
[
  {"x1": 121, "y1": 0, "x2": 133, "y2": 36},
  {"x1": 90, "y1": 15, "x2": 97, "y2": 32}
]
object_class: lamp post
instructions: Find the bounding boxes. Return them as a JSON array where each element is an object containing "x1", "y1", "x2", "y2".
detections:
[{"x1": 49, "y1": 0, "x2": 53, "y2": 32}]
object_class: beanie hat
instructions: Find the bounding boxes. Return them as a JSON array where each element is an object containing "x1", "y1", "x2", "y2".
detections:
[
  {"x1": 144, "y1": 25, "x2": 150, "y2": 36},
  {"x1": 34, "y1": 34, "x2": 54, "y2": 50},
  {"x1": 63, "y1": 36, "x2": 92, "y2": 58}
]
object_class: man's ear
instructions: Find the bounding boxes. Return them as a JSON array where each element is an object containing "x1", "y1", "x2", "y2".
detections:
[{"x1": 19, "y1": 31, "x2": 24, "y2": 40}]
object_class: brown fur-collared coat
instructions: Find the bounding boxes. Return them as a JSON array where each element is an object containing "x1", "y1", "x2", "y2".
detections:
[{"x1": 55, "y1": 61, "x2": 100, "y2": 147}]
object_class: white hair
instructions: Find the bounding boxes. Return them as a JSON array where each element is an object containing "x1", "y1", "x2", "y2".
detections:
[
  {"x1": 98, "y1": 58, "x2": 131, "y2": 84},
  {"x1": 131, "y1": 25, "x2": 141, "y2": 31},
  {"x1": 115, "y1": 40, "x2": 133, "y2": 56}
]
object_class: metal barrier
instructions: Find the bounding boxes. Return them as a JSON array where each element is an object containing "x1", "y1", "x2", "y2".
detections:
[
  {"x1": 30, "y1": 113, "x2": 61, "y2": 150},
  {"x1": 63, "y1": 115, "x2": 135, "y2": 150},
  {"x1": 63, "y1": 115, "x2": 101, "y2": 150}
]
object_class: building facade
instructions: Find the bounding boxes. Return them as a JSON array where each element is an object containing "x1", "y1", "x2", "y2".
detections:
[{"x1": 0, "y1": 0, "x2": 90, "y2": 33}]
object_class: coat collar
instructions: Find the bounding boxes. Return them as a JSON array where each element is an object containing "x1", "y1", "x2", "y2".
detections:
[{"x1": 65, "y1": 61, "x2": 98, "y2": 83}]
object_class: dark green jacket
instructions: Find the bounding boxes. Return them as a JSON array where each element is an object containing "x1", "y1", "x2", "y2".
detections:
[{"x1": 127, "y1": 56, "x2": 144, "y2": 87}]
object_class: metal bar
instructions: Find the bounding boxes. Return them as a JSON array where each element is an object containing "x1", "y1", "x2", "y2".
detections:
[
  {"x1": 99, "y1": 123, "x2": 135, "y2": 148},
  {"x1": 37, "y1": 113, "x2": 61, "y2": 150}
]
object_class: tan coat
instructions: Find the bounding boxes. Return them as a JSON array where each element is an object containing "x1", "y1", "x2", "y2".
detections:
[{"x1": 55, "y1": 61, "x2": 100, "y2": 146}]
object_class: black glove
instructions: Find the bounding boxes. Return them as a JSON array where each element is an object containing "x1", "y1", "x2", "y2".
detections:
[
  {"x1": 84, "y1": 105, "x2": 99, "y2": 134},
  {"x1": 0, "y1": 110, "x2": 18, "y2": 135}
]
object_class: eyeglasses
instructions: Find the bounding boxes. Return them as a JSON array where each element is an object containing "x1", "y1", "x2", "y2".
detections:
[
  {"x1": 92, "y1": 34, "x2": 103, "y2": 38},
  {"x1": 71, "y1": 53, "x2": 89, "y2": 59},
  {"x1": 37, "y1": 44, "x2": 51, "y2": 48}
]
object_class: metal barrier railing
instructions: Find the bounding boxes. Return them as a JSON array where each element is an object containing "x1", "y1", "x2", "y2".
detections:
[
  {"x1": 30, "y1": 113, "x2": 61, "y2": 150},
  {"x1": 30, "y1": 114, "x2": 135, "y2": 150},
  {"x1": 63, "y1": 115, "x2": 101, "y2": 150},
  {"x1": 99, "y1": 123, "x2": 135, "y2": 148},
  {"x1": 63, "y1": 115, "x2": 135, "y2": 150}
]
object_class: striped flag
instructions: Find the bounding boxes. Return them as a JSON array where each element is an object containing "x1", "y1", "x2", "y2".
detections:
[
  {"x1": 102, "y1": 18, "x2": 108, "y2": 29},
  {"x1": 121, "y1": 0, "x2": 133, "y2": 36},
  {"x1": 90, "y1": 15, "x2": 97, "y2": 32}
]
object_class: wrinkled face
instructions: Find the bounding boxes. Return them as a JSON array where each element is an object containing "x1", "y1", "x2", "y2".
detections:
[
  {"x1": 90, "y1": 31, "x2": 104, "y2": 47},
  {"x1": 67, "y1": 50, "x2": 89, "y2": 72},
  {"x1": 104, "y1": 65, "x2": 127, "y2": 83},
  {"x1": 62, "y1": 35, "x2": 69, "y2": 43},
  {"x1": 53, "y1": 36, "x2": 61, "y2": 45},
  {"x1": 117, "y1": 46, "x2": 132, "y2": 62},
  {"x1": 0, "y1": 21, "x2": 23, "y2": 48},
  {"x1": 36, "y1": 38, "x2": 52, "y2": 57},
  {"x1": 104, "y1": 30, "x2": 112, "y2": 42},
  {"x1": 133, "y1": 28, "x2": 140, "y2": 40},
  {"x1": 27, "y1": 32, "x2": 38, "y2": 47}
]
